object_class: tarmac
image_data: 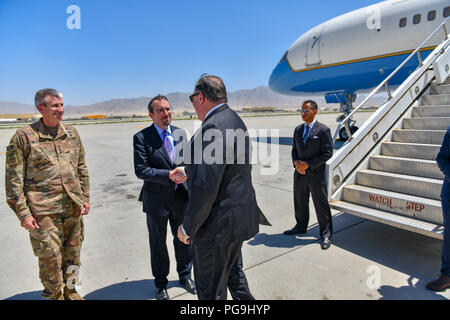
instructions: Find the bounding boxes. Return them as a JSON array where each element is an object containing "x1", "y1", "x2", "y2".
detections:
[{"x1": 0, "y1": 112, "x2": 448, "y2": 300}]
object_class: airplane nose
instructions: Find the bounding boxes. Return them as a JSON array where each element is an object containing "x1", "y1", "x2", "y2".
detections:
[
  {"x1": 269, "y1": 52, "x2": 292, "y2": 95},
  {"x1": 268, "y1": 65, "x2": 282, "y2": 93}
]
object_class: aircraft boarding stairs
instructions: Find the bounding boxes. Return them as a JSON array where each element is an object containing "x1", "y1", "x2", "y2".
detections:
[{"x1": 327, "y1": 19, "x2": 450, "y2": 240}]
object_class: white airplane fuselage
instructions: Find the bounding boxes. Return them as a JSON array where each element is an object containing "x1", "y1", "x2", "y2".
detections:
[{"x1": 269, "y1": 0, "x2": 450, "y2": 99}]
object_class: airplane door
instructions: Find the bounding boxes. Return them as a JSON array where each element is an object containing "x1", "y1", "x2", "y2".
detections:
[{"x1": 306, "y1": 25, "x2": 324, "y2": 66}]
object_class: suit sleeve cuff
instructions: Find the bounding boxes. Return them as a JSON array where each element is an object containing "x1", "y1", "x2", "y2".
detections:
[{"x1": 181, "y1": 225, "x2": 190, "y2": 238}]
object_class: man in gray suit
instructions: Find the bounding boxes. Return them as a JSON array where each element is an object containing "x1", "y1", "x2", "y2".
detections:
[{"x1": 177, "y1": 74, "x2": 260, "y2": 300}]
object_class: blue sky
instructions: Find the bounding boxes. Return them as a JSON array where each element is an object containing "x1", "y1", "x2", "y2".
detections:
[{"x1": 0, "y1": 0, "x2": 380, "y2": 106}]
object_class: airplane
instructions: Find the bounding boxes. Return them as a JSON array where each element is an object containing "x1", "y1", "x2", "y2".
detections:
[{"x1": 269, "y1": 0, "x2": 450, "y2": 141}]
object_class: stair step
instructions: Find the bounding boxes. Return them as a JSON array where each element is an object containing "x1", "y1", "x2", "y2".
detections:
[
  {"x1": 381, "y1": 142, "x2": 440, "y2": 160},
  {"x1": 422, "y1": 94, "x2": 450, "y2": 105},
  {"x1": 330, "y1": 200, "x2": 444, "y2": 240},
  {"x1": 412, "y1": 105, "x2": 450, "y2": 117},
  {"x1": 430, "y1": 84, "x2": 450, "y2": 95},
  {"x1": 356, "y1": 169, "x2": 442, "y2": 200},
  {"x1": 369, "y1": 155, "x2": 443, "y2": 179},
  {"x1": 391, "y1": 129, "x2": 446, "y2": 144},
  {"x1": 402, "y1": 117, "x2": 450, "y2": 130},
  {"x1": 342, "y1": 184, "x2": 443, "y2": 224}
]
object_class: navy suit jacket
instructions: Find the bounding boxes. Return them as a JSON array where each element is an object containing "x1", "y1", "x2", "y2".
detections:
[
  {"x1": 437, "y1": 126, "x2": 450, "y2": 201},
  {"x1": 133, "y1": 124, "x2": 189, "y2": 216},
  {"x1": 291, "y1": 120, "x2": 333, "y2": 185},
  {"x1": 182, "y1": 104, "x2": 260, "y2": 246}
]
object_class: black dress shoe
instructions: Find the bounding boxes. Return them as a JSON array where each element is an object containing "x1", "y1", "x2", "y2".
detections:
[
  {"x1": 321, "y1": 237, "x2": 331, "y2": 250},
  {"x1": 283, "y1": 227, "x2": 307, "y2": 235},
  {"x1": 426, "y1": 275, "x2": 450, "y2": 291},
  {"x1": 156, "y1": 288, "x2": 169, "y2": 300},
  {"x1": 180, "y1": 278, "x2": 197, "y2": 295}
]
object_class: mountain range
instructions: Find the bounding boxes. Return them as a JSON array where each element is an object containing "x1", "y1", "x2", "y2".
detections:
[{"x1": 0, "y1": 86, "x2": 386, "y2": 118}]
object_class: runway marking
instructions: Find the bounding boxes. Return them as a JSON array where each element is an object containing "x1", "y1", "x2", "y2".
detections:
[{"x1": 253, "y1": 181, "x2": 291, "y2": 193}]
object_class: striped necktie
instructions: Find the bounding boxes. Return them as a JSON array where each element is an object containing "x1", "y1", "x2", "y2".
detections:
[
  {"x1": 163, "y1": 129, "x2": 178, "y2": 190},
  {"x1": 162, "y1": 130, "x2": 173, "y2": 163}
]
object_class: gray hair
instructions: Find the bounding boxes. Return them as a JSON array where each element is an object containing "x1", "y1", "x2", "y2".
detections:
[
  {"x1": 34, "y1": 88, "x2": 63, "y2": 108},
  {"x1": 194, "y1": 74, "x2": 227, "y2": 103}
]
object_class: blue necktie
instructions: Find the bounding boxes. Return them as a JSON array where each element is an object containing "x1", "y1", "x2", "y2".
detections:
[{"x1": 303, "y1": 125, "x2": 310, "y2": 144}]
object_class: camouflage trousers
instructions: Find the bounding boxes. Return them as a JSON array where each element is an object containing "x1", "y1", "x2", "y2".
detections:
[{"x1": 29, "y1": 201, "x2": 84, "y2": 295}]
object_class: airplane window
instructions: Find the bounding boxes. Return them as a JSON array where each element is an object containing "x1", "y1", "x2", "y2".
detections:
[
  {"x1": 428, "y1": 10, "x2": 436, "y2": 21},
  {"x1": 399, "y1": 17, "x2": 407, "y2": 28},
  {"x1": 413, "y1": 14, "x2": 421, "y2": 24},
  {"x1": 444, "y1": 6, "x2": 450, "y2": 17}
]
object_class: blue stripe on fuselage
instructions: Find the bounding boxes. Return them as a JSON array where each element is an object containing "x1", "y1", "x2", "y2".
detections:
[{"x1": 268, "y1": 50, "x2": 432, "y2": 95}]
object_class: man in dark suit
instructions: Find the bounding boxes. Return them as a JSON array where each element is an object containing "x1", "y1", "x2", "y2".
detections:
[
  {"x1": 426, "y1": 126, "x2": 450, "y2": 291},
  {"x1": 133, "y1": 95, "x2": 196, "y2": 300},
  {"x1": 284, "y1": 100, "x2": 334, "y2": 250},
  {"x1": 177, "y1": 74, "x2": 260, "y2": 300}
]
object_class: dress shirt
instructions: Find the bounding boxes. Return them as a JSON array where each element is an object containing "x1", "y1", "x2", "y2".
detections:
[
  {"x1": 303, "y1": 119, "x2": 316, "y2": 141},
  {"x1": 153, "y1": 123, "x2": 175, "y2": 161}
]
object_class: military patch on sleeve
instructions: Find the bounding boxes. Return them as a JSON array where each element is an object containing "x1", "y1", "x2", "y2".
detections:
[{"x1": 6, "y1": 144, "x2": 18, "y2": 166}]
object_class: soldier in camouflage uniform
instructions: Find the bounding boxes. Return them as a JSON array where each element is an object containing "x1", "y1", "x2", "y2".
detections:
[{"x1": 5, "y1": 88, "x2": 90, "y2": 300}]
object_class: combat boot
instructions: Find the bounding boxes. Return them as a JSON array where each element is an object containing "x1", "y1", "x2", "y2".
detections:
[
  {"x1": 41, "y1": 289, "x2": 64, "y2": 300},
  {"x1": 63, "y1": 286, "x2": 85, "y2": 300}
]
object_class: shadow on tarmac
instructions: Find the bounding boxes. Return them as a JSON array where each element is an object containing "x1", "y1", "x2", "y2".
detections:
[
  {"x1": 4, "y1": 217, "x2": 447, "y2": 300},
  {"x1": 250, "y1": 213, "x2": 448, "y2": 300},
  {"x1": 248, "y1": 224, "x2": 322, "y2": 249},
  {"x1": 4, "y1": 280, "x2": 182, "y2": 300},
  {"x1": 83, "y1": 279, "x2": 185, "y2": 300},
  {"x1": 378, "y1": 280, "x2": 447, "y2": 300},
  {"x1": 377, "y1": 277, "x2": 447, "y2": 300},
  {"x1": 5, "y1": 291, "x2": 43, "y2": 300},
  {"x1": 83, "y1": 279, "x2": 155, "y2": 300}
]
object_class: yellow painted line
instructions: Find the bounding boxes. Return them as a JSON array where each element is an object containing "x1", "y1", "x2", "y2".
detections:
[{"x1": 287, "y1": 46, "x2": 437, "y2": 73}]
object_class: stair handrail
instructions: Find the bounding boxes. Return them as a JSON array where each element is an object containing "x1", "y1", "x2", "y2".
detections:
[{"x1": 335, "y1": 17, "x2": 449, "y2": 143}]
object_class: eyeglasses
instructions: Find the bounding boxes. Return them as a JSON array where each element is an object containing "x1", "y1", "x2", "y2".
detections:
[
  {"x1": 189, "y1": 92, "x2": 201, "y2": 103},
  {"x1": 301, "y1": 109, "x2": 311, "y2": 114}
]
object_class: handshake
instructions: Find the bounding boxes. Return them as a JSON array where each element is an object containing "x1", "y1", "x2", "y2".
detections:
[
  {"x1": 169, "y1": 167, "x2": 187, "y2": 184},
  {"x1": 294, "y1": 160, "x2": 309, "y2": 175}
]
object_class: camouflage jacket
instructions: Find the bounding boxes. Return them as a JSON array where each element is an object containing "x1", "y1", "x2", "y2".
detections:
[{"x1": 5, "y1": 119, "x2": 89, "y2": 221}]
